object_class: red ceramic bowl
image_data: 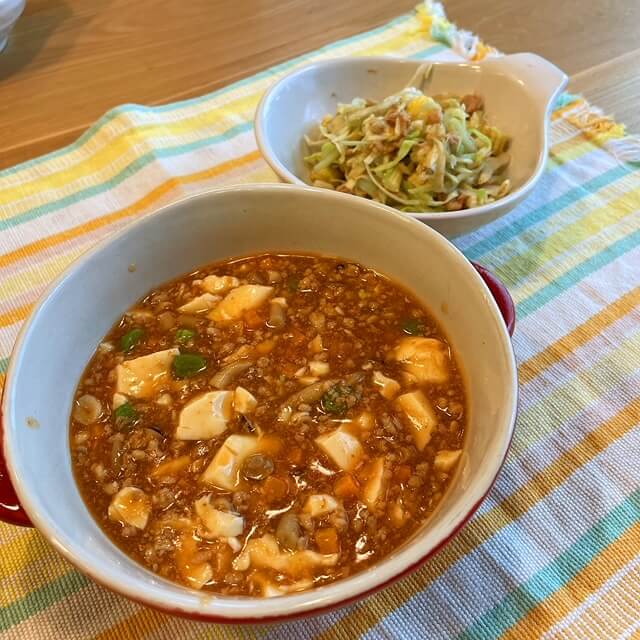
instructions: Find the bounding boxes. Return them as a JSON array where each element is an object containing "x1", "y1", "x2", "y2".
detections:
[{"x1": 1, "y1": 185, "x2": 517, "y2": 621}]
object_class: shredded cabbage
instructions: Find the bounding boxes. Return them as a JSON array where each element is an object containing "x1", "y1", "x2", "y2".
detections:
[{"x1": 303, "y1": 68, "x2": 511, "y2": 213}]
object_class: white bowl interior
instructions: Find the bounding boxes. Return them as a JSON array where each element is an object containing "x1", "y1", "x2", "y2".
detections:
[
  {"x1": 4, "y1": 185, "x2": 516, "y2": 619},
  {"x1": 261, "y1": 57, "x2": 541, "y2": 194}
]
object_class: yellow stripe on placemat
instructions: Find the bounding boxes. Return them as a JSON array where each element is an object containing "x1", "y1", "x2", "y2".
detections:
[
  {"x1": 549, "y1": 560, "x2": 640, "y2": 639},
  {"x1": 503, "y1": 523, "x2": 640, "y2": 639},
  {"x1": 0, "y1": 150, "x2": 261, "y2": 271},
  {"x1": 93, "y1": 608, "x2": 171, "y2": 640},
  {"x1": 0, "y1": 248, "x2": 88, "y2": 304},
  {"x1": 552, "y1": 99, "x2": 587, "y2": 121},
  {"x1": 0, "y1": 302, "x2": 32, "y2": 329},
  {"x1": 496, "y1": 186, "x2": 640, "y2": 295},
  {"x1": 519, "y1": 287, "x2": 640, "y2": 384},
  {"x1": 0, "y1": 553, "x2": 71, "y2": 611},
  {"x1": 0, "y1": 28, "x2": 420, "y2": 210},
  {"x1": 0, "y1": 532, "x2": 51, "y2": 582},
  {"x1": 0, "y1": 101, "x2": 249, "y2": 205}
]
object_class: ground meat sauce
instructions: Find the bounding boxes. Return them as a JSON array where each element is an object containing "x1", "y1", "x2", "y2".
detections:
[{"x1": 70, "y1": 253, "x2": 466, "y2": 597}]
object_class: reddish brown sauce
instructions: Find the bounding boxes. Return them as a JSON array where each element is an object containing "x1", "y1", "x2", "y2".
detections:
[{"x1": 70, "y1": 253, "x2": 466, "y2": 596}]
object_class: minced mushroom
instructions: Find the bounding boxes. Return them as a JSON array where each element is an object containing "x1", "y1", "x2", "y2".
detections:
[
  {"x1": 73, "y1": 394, "x2": 103, "y2": 425},
  {"x1": 241, "y1": 453, "x2": 274, "y2": 481},
  {"x1": 268, "y1": 298, "x2": 287, "y2": 329},
  {"x1": 210, "y1": 360, "x2": 253, "y2": 389},
  {"x1": 276, "y1": 512, "x2": 303, "y2": 551}
]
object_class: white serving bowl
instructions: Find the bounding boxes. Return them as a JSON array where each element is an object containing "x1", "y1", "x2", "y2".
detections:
[
  {"x1": 255, "y1": 54, "x2": 567, "y2": 237},
  {"x1": 1, "y1": 185, "x2": 517, "y2": 622}
]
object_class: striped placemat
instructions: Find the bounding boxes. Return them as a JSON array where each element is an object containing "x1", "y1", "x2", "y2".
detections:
[{"x1": 1, "y1": 3, "x2": 639, "y2": 639}]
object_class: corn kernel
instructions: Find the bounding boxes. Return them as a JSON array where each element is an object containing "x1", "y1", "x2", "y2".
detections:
[{"x1": 407, "y1": 96, "x2": 429, "y2": 118}]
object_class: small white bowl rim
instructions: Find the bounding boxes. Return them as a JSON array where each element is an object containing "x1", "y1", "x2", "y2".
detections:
[
  {"x1": 2, "y1": 183, "x2": 518, "y2": 621},
  {"x1": 254, "y1": 54, "x2": 565, "y2": 222}
]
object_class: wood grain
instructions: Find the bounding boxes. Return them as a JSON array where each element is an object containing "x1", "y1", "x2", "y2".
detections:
[
  {"x1": 445, "y1": 0, "x2": 640, "y2": 76},
  {"x1": 445, "y1": 0, "x2": 640, "y2": 133},
  {"x1": 0, "y1": 0, "x2": 418, "y2": 168},
  {"x1": 0, "y1": 0, "x2": 638, "y2": 169}
]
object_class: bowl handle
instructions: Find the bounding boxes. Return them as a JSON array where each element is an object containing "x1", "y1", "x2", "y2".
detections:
[
  {"x1": 0, "y1": 399, "x2": 32, "y2": 527},
  {"x1": 472, "y1": 262, "x2": 516, "y2": 336},
  {"x1": 483, "y1": 53, "x2": 568, "y2": 111}
]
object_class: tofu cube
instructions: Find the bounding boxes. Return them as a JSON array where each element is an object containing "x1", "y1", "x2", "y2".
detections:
[
  {"x1": 200, "y1": 434, "x2": 261, "y2": 490},
  {"x1": 201, "y1": 275, "x2": 240, "y2": 294},
  {"x1": 395, "y1": 390, "x2": 438, "y2": 450},
  {"x1": 234, "y1": 386, "x2": 258, "y2": 414},
  {"x1": 176, "y1": 390, "x2": 233, "y2": 440},
  {"x1": 303, "y1": 494, "x2": 339, "y2": 517},
  {"x1": 208, "y1": 285, "x2": 274, "y2": 323},
  {"x1": 108, "y1": 487, "x2": 151, "y2": 530},
  {"x1": 434, "y1": 449, "x2": 463, "y2": 472},
  {"x1": 178, "y1": 293, "x2": 220, "y2": 314},
  {"x1": 391, "y1": 337, "x2": 450, "y2": 384},
  {"x1": 115, "y1": 348, "x2": 179, "y2": 399},
  {"x1": 195, "y1": 495, "x2": 244, "y2": 538},
  {"x1": 372, "y1": 371, "x2": 401, "y2": 400},
  {"x1": 360, "y1": 457, "x2": 386, "y2": 508},
  {"x1": 315, "y1": 427, "x2": 363, "y2": 472}
]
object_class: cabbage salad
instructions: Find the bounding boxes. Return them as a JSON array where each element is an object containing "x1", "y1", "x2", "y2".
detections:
[{"x1": 304, "y1": 68, "x2": 511, "y2": 213}]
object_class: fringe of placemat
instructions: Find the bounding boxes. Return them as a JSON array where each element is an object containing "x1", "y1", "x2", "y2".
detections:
[
  {"x1": 414, "y1": 1, "x2": 499, "y2": 60},
  {"x1": 414, "y1": 1, "x2": 640, "y2": 164},
  {"x1": 553, "y1": 100, "x2": 640, "y2": 163},
  {"x1": 564, "y1": 102, "x2": 640, "y2": 163}
]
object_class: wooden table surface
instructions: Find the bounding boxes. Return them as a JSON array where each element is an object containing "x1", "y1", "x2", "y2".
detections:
[{"x1": 1, "y1": 0, "x2": 639, "y2": 170}]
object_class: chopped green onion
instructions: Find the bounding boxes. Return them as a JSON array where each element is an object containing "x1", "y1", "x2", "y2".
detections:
[
  {"x1": 402, "y1": 318, "x2": 425, "y2": 336},
  {"x1": 287, "y1": 276, "x2": 299, "y2": 292},
  {"x1": 175, "y1": 328, "x2": 197, "y2": 344},
  {"x1": 321, "y1": 384, "x2": 356, "y2": 415},
  {"x1": 114, "y1": 402, "x2": 138, "y2": 421},
  {"x1": 120, "y1": 327, "x2": 145, "y2": 352},
  {"x1": 173, "y1": 353, "x2": 207, "y2": 379}
]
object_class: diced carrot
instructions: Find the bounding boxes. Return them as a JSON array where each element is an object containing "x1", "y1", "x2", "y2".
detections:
[
  {"x1": 262, "y1": 476, "x2": 288, "y2": 502},
  {"x1": 289, "y1": 328, "x2": 307, "y2": 345},
  {"x1": 315, "y1": 527, "x2": 340, "y2": 554},
  {"x1": 334, "y1": 473, "x2": 360, "y2": 498},
  {"x1": 244, "y1": 309, "x2": 265, "y2": 329},
  {"x1": 248, "y1": 493, "x2": 266, "y2": 513},
  {"x1": 151, "y1": 454, "x2": 191, "y2": 478},
  {"x1": 256, "y1": 338, "x2": 276, "y2": 355},
  {"x1": 89, "y1": 423, "x2": 104, "y2": 439},
  {"x1": 287, "y1": 447, "x2": 304, "y2": 466},
  {"x1": 213, "y1": 542, "x2": 233, "y2": 574},
  {"x1": 396, "y1": 465, "x2": 412, "y2": 483},
  {"x1": 281, "y1": 362, "x2": 299, "y2": 377}
]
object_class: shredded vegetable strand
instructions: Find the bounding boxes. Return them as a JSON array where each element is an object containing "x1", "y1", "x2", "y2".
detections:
[{"x1": 303, "y1": 67, "x2": 511, "y2": 213}]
